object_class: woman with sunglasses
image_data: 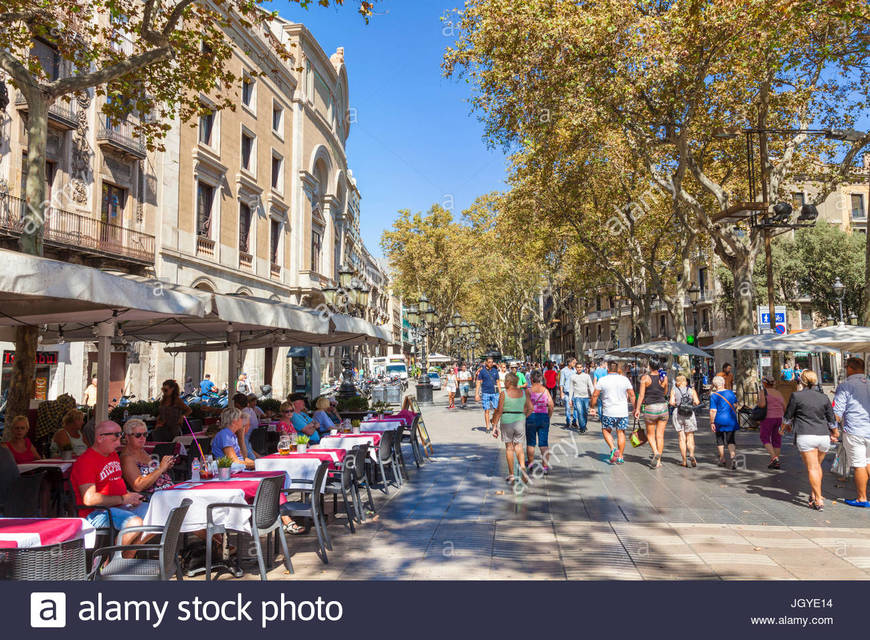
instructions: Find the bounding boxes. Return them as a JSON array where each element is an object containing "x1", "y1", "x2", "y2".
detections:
[
  {"x1": 275, "y1": 401, "x2": 297, "y2": 436},
  {"x1": 120, "y1": 418, "x2": 175, "y2": 494}
]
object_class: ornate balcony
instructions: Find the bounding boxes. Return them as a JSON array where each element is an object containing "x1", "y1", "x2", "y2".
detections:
[
  {"x1": 97, "y1": 122, "x2": 146, "y2": 159},
  {"x1": 15, "y1": 93, "x2": 79, "y2": 130},
  {"x1": 0, "y1": 193, "x2": 154, "y2": 265}
]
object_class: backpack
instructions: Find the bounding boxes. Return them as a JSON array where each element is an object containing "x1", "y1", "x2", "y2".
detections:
[{"x1": 676, "y1": 386, "x2": 694, "y2": 418}]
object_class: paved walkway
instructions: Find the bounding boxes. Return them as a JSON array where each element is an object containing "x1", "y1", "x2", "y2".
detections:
[{"x1": 248, "y1": 389, "x2": 870, "y2": 581}]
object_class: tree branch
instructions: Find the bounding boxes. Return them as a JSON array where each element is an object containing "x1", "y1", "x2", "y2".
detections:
[
  {"x1": 0, "y1": 48, "x2": 38, "y2": 93},
  {"x1": 46, "y1": 45, "x2": 174, "y2": 97}
]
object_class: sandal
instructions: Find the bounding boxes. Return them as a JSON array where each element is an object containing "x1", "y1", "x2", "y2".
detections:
[
  {"x1": 718, "y1": 458, "x2": 727, "y2": 467},
  {"x1": 283, "y1": 522, "x2": 306, "y2": 535},
  {"x1": 689, "y1": 456, "x2": 697, "y2": 467},
  {"x1": 505, "y1": 475, "x2": 516, "y2": 483}
]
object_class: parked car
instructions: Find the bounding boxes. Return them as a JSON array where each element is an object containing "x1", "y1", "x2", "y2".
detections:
[{"x1": 427, "y1": 371, "x2": 442, "y2": 390}]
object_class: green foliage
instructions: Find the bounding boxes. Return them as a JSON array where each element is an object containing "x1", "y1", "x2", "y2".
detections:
[
  {"x1": 216, "y1": 456, "x2": 233, "y2": 469},
  {"x1": 295, "y1": 434, "x2": 310, "y2": 445},
  {"x1": 337, "y1": 396, "x2": 368, "y2": 412},
  {"x1": 258, "y1": 398, "x2": 281, "y2": 415},
  {"x1": 108, "y1": 400, "x2": 158, "y2": 424}
]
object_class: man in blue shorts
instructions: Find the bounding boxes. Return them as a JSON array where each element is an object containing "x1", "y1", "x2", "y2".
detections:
[
  {"x1": 590, "y1": 361, "x2": 635, "y2": 464},
  {"x1": 475, "y1": 356, "x2": 501, "y2": 433}
]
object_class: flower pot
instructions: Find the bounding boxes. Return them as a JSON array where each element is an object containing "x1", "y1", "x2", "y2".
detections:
[
  {"x1": 218, "y1": 467, "x2": 232, "y2": 480},
  {"x1": 296, "y1": 444, "x2": 307, "y2": 454},
  {"x1": 352, "y1": 426, "x2": 360, "y2": 434}
]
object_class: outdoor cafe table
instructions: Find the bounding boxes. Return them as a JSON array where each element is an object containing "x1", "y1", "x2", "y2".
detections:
[
  {"x1": 142, "y1": 472, "x2": 284, "y2": 535},
  {"x1": 254, "y1": 451, "x2": 345, "y2": 490},
  {"x1": 17, "y1": 459, "x2": 73, "y2": 476},
  {"x1": 360, "y1": 419, "x2": 403, "y2": 432},
  {"x1": 0, "y1": 517, "x2": 96, "y2": 548}
]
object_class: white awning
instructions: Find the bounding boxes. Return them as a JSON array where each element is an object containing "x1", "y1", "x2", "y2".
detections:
[
  {"x1": 0, "y1": 249, "x2": 212, "y2": 328},
  {"x1": 776, "y1": 324, "x2": 870, "y2": 353},
  {"x1": 610, "y1": 341, "x2": 712, "y2": 358},
  {"x1": 708, "y1": 333, "x2": 838, "y2": 354}
]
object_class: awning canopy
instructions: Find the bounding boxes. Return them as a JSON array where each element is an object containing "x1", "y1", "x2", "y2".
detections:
[
  {"x1": 777, "y1": 324, "x2": 870, "y2": 353},
  {"x1": 427, "y1": 353, "x2": 452, "y2": 363},
  {"x1": 0, "y1": 249, "x2": 212, "y2": 330},
  {"x1": 707, "y1": 333, "x2": 838, "y2": 354},
  {"x1": 609, "y1": 341, "x2": 712, "y2": 359}
]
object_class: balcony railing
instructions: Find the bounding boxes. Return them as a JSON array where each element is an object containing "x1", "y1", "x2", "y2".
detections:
[
  {"x1": 270, "y1": 262, "x2": 281, "y2": 278},
  {"x1": 196, "y1": 235, "x2": 215, "y2": 257},
  {"x1": 97, "y1": 122, "x2": 146, "y2": 158},
  {"x1": 15, "y1": 93, "x2": 79, "y2": 130},
  {"x1": 0, "y1": 193, "x2": 154, "y2": 264},
  {"x1": 239, "y1": 251, "x2": 253, "y2": 269}
]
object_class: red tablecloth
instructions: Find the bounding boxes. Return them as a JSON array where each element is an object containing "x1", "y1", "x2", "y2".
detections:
[
  {"x1": 0, "y1": 518, "x2": 90, "y2": 548},
  {"x1": 167, "y1": 474, "x2": 286, "y2": 503}
]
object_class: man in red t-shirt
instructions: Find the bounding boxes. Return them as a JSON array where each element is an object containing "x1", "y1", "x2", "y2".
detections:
[{"x1": 71, "y1": 420, "x2": 146, "y2": 551}]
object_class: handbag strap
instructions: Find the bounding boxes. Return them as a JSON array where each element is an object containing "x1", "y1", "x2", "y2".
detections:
[{"x1": 712, "y1": 391, "x2": 737, "y2": 415}]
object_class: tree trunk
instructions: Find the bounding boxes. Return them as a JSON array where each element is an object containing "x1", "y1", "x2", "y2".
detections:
[
  {"x1": 5, "y1": 94, "x2": 49, "y2": 425},
  {"x1": 731, "y1": 248, "x2": 758, "y2": 403}
]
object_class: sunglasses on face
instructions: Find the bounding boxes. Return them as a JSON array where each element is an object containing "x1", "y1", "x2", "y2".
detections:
[
  {"x1": 282, "y1": 410, "x2": 293, "y2": 414},
  {"x1": 130, "y1": 432, "x2": 147, "y2": 438},
  {"x1": 99, "y1": 431, "x2": 122, "y2": 439}
]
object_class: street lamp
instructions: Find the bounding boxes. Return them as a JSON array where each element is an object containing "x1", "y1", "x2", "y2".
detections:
[
  {"x1": 687, "y1": 283, "x2": 700, "y2": 337},
  {"x1": 609, "y1": 317, "x2": 619, "y2": 350},
  {"x1": 408, "y1": 296, "x2": 437, "y2": 404},
  {"x1": 833, "y1": 277, "x2": 845, "y2": 324}
]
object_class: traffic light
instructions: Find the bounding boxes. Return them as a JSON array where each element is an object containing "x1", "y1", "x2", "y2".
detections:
[{"x1": 686, "y1": 335, "x2": 695, "y2": 345}]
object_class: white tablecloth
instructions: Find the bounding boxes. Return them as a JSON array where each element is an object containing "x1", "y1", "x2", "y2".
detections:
[
  {"x1": 17, "y1": 460, "x2": 73, "y2": 474},
  {"x1": 254, "y1": 457, "x2": 322, "y2": 490},
  {"x1": 315, "y1": 436, "x2": 379, "y2": 460},
  {"x1": 143, "y1": 486, "x2": 252, "y2": 534},
  {"x1": 360, "y1": 420, "x2": 402, "y2": 432}
]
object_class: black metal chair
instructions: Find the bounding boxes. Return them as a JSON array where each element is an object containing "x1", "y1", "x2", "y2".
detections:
[
  {"x1": 249, "y1": 428, "x2": 267, "y2": 456},
  {"x1": 374, "y1": 431, "x2": 401, "y2": 494},
  {"x1": 325, "y1": 457, "x2": 357, "y2": 533},
  {"x1": 349, "y1": 444, "x2": 376, "y2": 521},
  {"x1": 281, "y1": 461, "x2": 331, "y2": 564},
  {"x1": 1, "y1": 538, "x2": 87, "y2": 580},
  {"x1": 393, "y1": 424, "x2": 407, "y2": 482},
  {"x1": 88, "y1": 498, "x2": 192, "y2": 581},
  {"x1": 151, "y1": 443, "x2": 176, "y2": 459},
  {"x1": 205, "y1": 475, "x2": 291, "y2": 580},
  {"x1": 405, "y1": 416, "x2": 425, "y2": 468},
  {"x1": 2, "y1": 470, "x2": 46, "y2": 517}
]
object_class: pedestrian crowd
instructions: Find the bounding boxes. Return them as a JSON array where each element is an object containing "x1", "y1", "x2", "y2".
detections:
[{"x1": 436, "y1": 355, "x2": 870, "y2": 511}]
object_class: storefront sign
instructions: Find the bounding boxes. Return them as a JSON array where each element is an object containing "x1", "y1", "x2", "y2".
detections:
[
  {"x1": 34, "y1": 377, "x2": 47, "y2": 401},
  {"x1": 2, "y1": 351, "x2": 59, "y2": 366}
]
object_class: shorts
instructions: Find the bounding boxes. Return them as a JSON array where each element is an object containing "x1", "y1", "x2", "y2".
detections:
[
  {"x1": 672, "y1": 409, "x2": 697, "y2": 433},
  {"x1": 525, "y1": 412, "x2": 550, "y2": 448},
  {"x1": 843, "y1": 431, "x2": 870, "y2": 468},
  {"x1": 796, "y1": 434, "x2": 831, "y2": 453},
  {"x1": 460, "y1": 383, "x2": 471, "y2": 397},
  {"x1": 715, "y1": 430, "x2": 736, "y2": 446},
  {"x1": 481, "y1": 392, "x2": 499, "y2": 411},
  {"x1": 759, "y1": 417, "x2": 783, "y2": 447},
  {"x1": 601, "y1": 415, "x2": 629, "y2": 431},
  {"x1": 500, "y1": 420, "x2": 525, "y2": 445},
  {"x1": 86, "y1": 502, "x2": 149, "y2": 530},
  {"x1": 641, "y1": 402, "x2": 669, "y2": 422}
]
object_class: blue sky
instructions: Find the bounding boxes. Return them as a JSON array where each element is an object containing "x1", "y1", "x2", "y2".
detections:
[{"x1": 276, "y1": 0, "x2": 509, "y2": 259}]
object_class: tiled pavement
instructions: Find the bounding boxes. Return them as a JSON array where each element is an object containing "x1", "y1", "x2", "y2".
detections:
[{"x1": 247, "y1": 390, "x2": 870, "y2": 580}]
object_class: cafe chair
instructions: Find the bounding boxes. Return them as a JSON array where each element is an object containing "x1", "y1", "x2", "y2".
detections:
[
  {"x1": 1, "y1": 538, "x2": 87, "y2": 581},
  {"x1": 281, "y1": 461, "x2": 331, "y2": 564},
  {"x1": 88, "y1": 498, "x2": 192, "y2": 581},
  {"x1": 2, "y1": 469, "x2": 46, "y2": 517},
  {"x1": 374, "y1": 431, "x2": 401, "y2": 494},
  {"x1": 205, "y1": 475, "x2": 291, "y2": 581},
  {"x1": 406, "y1": 415, "x2": 425, "y2": 468},
  {"x1": 349, "y1": 444, "x2": 376, "y2": 521},
  {"x1": 393, "y1": 424, "x2": 407, "y2": 481},
  {"x1": 324, "y1": 458, "x2": 358, "y2": 533},
  {"x1": 249, "y1": 427, "x2": 267, "y2": 456}
]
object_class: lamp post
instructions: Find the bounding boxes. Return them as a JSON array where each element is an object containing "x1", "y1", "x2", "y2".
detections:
[
  {"x1": 833, "y1": 277, "x2": 845, "y2": 324},
  {"x1": 408, "y1": 295, "x2": 437, "y2": 404},
  {"x1": 687, "y1": 283, "x2": 700, "y2": 337},
  {"x1": 712, "y1": 126, "x2": 865, "y2": 378},
  {"x1": 609, "y1": 317, "x2": 619, "y2": 350}
]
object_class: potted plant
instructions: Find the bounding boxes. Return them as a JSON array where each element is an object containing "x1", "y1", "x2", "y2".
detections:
[
  {"x1": 295, "y1": 434, "x2": 310, "y2": 454},
  {"x1": 217, "y1": 456, "x2": 234, "y2": 480},
  {"x1": 59, "y1": 443, "x2": 74, "y2": 461},
  {"x1": 351, "y1": 419, "x2": 361, "y2": 434}
]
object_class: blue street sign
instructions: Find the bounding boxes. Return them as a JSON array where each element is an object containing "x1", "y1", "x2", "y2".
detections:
[{"x1": 761, "y1": 312, "x2": 786, "y2": 324}]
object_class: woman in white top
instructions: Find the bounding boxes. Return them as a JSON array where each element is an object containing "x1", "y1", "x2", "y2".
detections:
[
  {"x1": 51, "y1": 408, "x2": 89, "y2": 457},
  {"x1": 669, "y1": 374, "x2": 700, "y2": 467},
  {"x1": 445, "y1": 368, "x2": 458, "y2": 409}
]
